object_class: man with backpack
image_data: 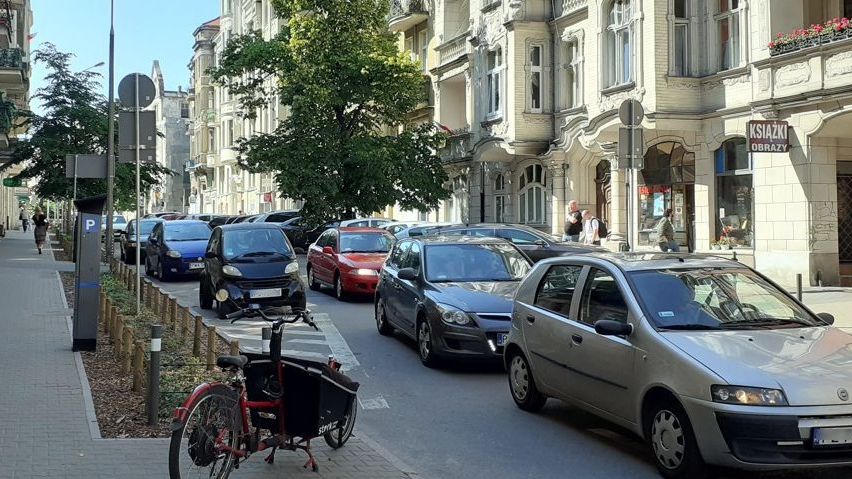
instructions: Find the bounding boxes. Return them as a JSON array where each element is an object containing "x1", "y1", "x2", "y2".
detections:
[{"x1": 582, "y1": 210, "x2": 604, "y2": 246}]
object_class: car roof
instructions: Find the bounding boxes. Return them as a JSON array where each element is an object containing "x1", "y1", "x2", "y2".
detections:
[
  {"x1": 217, "y1": 223, "x2": 283, "y2": 231},
  {"x1": 162, "y1": 219, "x2": 210, "y2": 226},
  {"x1": 336, "y1": 226, "x2": 389, "y2": 233},
  {"x1": 406, "y1": 235, "x2": 514, "y2": 246},
  {"x1": 540, "y1": 251, "x2": 745, "y2": 272}
]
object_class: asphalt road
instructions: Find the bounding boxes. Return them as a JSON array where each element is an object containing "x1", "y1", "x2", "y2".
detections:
[{"x1": 130, "y1": 252, "x2": 852, "y2": 479}]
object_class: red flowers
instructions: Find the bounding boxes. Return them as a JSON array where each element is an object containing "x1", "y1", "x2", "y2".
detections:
[{"x1": 768, "y1": 17, "x2": 850, "y2": 47}]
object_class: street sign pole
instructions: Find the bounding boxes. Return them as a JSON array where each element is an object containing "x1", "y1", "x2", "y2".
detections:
[
  {"x1": 135, "y1": 73, "x2": 142, "y2": 317},
  {"x1": 73, "y1": 154, "x2": 79, "y2": 200},
  {"x1": 618, "y1": 100, "x2": 645, "y2": 252}
]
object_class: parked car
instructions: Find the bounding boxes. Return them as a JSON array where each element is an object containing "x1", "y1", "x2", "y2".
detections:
[
  {"x1": 381, "y1": 221, "x2": 426, "y2": 236},
  {"x1": 394, "y1": 222, "x2": 454, "y2": 239},
  {"x1": 306, "y1": 227, "x2": 396, "y2": 300},
  {"x1": 339, "y1": 217, "x2": 395, "y2": 228},
  {"x1": 374, "y1": 235, "x2": 533, "y2": 367},
  {"x1": 143, "y1": 211, "x2": 182, "y2": 219},
  {"x1": 200, "y1": 223, "x2": 305, "y2": 319},
  {"x1": 178, "y1": 214, "x2": 216, "y2": 222},
  {"x1": 143, "y1": 220, "x2": 213, "y2": 281},
  {"x1": 505, "y1": 252, "x2": 846, "y2": 478},
  {"x1": 436, "y1": 223, "x2": 606, "y2": 262},
  {"x1": 253, "y1": 209, "x2": 300, "y2": 224},
  {"x1": 119, "y1": 218, "x2": 164, "y2": 264},
  {"x1": 281, "y1": 218, "x2": 342, "y2": 251},
  {"x1": 207, "y1": 215, "x2": 233, "y2": 228},
  {"x1": 101, "y1": 214, "x2": 128, "y2": 240}
]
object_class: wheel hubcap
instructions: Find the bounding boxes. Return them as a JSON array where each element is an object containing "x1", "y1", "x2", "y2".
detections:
[
  {"x1": 335, "y1": 277, "x2": 342, "y2": 297},
  {"x1": 376, "y1": 303, "x2": 385, "y2": 328},
  {"x1": 651, "y1": 409, "x2": 685, "y2": 470},
  {"x1": 418, "y1": 322, "x2": 431, "y2": 359},
  {"x1": 510, "y1": 356, "x2": 530, "y2": 400}
]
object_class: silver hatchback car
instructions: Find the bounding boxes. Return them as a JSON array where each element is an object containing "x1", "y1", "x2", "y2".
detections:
[{"x1": 505, "y1": 253, "x2": 849, "y2": 478}]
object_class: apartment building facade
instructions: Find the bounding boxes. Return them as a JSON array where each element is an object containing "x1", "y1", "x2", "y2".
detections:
[
  {"x1": 0, "y1": 0, "x2": 31, "y2": 230},
  {"x1": 393, "y1": 0, "x2": 852, "y2": 287}
]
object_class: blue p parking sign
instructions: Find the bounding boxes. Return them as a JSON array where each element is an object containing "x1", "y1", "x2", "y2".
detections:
[{"x1": 84, "y1": 218, "x2": 99, "y2": 233}]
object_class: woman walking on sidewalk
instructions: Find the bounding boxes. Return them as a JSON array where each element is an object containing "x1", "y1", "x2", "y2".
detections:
[{"x1": 32, "y1": 206, "x2": 49, "y2": 254}]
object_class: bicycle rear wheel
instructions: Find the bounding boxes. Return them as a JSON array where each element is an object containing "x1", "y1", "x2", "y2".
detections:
[
  {"x1": 323, "y1": 396, "x2": 358, "y2": 449},
  {"x1": 169, "y1": 384, "x2": 242, "y2": 479}
]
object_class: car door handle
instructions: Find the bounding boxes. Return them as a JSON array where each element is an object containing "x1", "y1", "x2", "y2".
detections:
[
  {"x1": 571, "y1": 334, "x2": 583, "y2": 344},
  {"x1": 525, "y1": 315, "x2": 535, "y2": 324}
]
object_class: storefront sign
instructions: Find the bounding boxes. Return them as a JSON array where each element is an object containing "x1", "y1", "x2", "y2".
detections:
[
  {"x1": 261, "y1": 192, "x2": 273, "y2": 204},
  {"x1": 747, "y1": 120, "x2": 790, "y2": 153}
]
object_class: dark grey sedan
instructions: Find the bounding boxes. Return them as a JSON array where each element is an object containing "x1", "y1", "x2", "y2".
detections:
[
  {"x1": 434, "y1": 223, "x2": 606, "y2": 262},
  {"x1": 374, "y1": 236, "x2": 532, "y2": 367}
]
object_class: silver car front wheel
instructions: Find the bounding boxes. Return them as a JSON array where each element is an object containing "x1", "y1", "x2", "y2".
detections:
[{"x1": 647, "y1": 399, "x2": 706, "y2": 479}]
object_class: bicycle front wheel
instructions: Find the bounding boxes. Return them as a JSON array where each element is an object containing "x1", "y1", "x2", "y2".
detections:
[
  {"x1": 323, "y1": 396, "x2": 358, "y2": 449},
  {"x1": 169, "y1": 384, "x2": 242, "y2": 479}
]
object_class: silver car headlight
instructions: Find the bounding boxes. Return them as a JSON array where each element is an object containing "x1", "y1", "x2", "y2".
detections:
[
  {"x1": 166, "y1": 250, "x2": 182, "y2": 258},
  {"x1": 435, "y1": 303, "x2": 473, "y2": 326},
  {"x1": 711, "y1": 385, "x2": 788, "y2": 406},
  {"x1": 284, "y1": 261, "x2": 299, "y2": 275},
  {"x1": 222, "y1": 265, "x2": 243, "y2": 277},
  {"x1": 351, "y1": 268, "x2": 378, "y2": 276}
]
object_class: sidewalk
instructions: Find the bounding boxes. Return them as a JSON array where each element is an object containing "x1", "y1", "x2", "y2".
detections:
[{"x1": 0, "y1": 229, "x2": 418, "y2": 479}]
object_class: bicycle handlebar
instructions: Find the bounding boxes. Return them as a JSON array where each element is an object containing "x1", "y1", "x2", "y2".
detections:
[{"x1": 227, "y1": 305, "x2": 318, "y2": 331}]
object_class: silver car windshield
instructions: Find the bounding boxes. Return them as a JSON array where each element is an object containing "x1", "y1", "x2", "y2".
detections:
[
  {"x1": 424, "y1": 243, "x2": 531, "y2": 282},
  {"x1": 630, "y1": 268, "x2": 823, "y2": 330}
]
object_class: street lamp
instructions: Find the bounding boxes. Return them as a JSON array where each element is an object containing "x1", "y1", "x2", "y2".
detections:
[
  {"x1": 105, "y1": 0, "x2": 116, "y2": 262},
  {"x1": 83, "y1": 61, "x2": 105, "y2": 71}
]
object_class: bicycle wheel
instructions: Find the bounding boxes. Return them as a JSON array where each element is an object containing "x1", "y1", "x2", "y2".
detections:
[
  {"x1": 323, "y1": 396, "x2": 358, "y2": 449},
  {"x1": 169, "y1": 384, "x2": 242, "y2": 479}
]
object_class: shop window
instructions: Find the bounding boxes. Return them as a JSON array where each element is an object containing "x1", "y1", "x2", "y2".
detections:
[
  {"x1": 715, "y1": 138, "x2": 752, "y2": 247},
  {"x1": 637, "y1": 142, "x2": 695, "y2": 247}
]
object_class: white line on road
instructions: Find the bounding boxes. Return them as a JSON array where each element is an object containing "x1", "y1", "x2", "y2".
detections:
[
  {"x1": 286, "y1": 339, "x2": 332, "y2": 345},
  {"x1": 312, "y1": 313, "x2": 360, "y2": 372},
  {"x1": 359, "y1": 395, "x2": 390, "y2": 410}
]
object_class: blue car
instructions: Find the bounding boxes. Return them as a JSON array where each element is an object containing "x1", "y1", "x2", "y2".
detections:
[{"x1": 144, "y1": 220, "x2": 212, "y2": 281}]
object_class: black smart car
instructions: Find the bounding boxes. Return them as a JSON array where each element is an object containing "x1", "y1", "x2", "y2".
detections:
[{"x1": 200, "y1": 223, "x2": 306, "y2": 319}]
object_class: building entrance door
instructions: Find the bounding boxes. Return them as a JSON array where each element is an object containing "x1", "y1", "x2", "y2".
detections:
[
  {"x1": 838, "y1": 171, "x2": 852, "y2": 285},
  {"x1": 595, "y1": 160, "x2": 612, "y2": 225}
]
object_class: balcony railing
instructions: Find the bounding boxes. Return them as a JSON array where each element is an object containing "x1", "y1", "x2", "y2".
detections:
[
  {"x1": 0, "y1": 47, "x2": 22, "y2": 69},
  {"x1": 438, "y1": 127, "x2": 472, "y2": 163},
  {"x1": 389, "y1": 0, "x2": 427, "y2": 19},
  {"x1": 769, "y1": 28, "x2": 852, "y2": 56},
  {"x1": 437, "y1": 32, "x2": 471, "y2": 67},
  {"x1": 556, "y1": 0, "x2": 588, "y2": 18}
]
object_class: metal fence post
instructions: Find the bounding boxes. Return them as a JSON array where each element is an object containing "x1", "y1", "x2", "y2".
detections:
[
  {"x1": 796, "y1": 273, "x2": 803, "y2": 301},
  {"x1": 147, "y1": 324, "x2": 162, "y2": 426}
]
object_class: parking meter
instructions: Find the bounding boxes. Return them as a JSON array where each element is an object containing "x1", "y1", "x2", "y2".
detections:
[{"x1": 72, "y1": 194, "x2": 107, "y2": 352}]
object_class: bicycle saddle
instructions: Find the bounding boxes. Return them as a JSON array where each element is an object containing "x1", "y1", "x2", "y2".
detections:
[{"x1": 217, "y1": 355, "x2": 249, "y2": 370}]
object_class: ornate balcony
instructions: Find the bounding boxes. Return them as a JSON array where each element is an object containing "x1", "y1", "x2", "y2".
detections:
[
  {"x1": 769, "y1": 28, "x2": 852, "y2": 56},
  {"x1": 438, "y1": 127, "x2": 472, "y2": 163},
  {"x1": 437, "y1": 32, "x2": 471, "y2": 68},
  {"x1": 388, "y1": 0, "x2": 428, "y2": 33},
  {"x1": 0, "y1": 47, "x2": 23, "y2": 86},
  {"x1": 555, "y1": 0, "x2": 588, "y2": 19}
]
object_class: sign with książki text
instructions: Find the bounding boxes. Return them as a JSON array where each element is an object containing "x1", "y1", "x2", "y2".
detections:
[{"x1": 747, "y1": 120, "x2": 790, "y2": 153}]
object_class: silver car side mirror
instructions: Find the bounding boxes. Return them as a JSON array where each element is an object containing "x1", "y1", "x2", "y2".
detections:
[{"x1": 817, "y1": 312, "x2": 835, "y2": 326}]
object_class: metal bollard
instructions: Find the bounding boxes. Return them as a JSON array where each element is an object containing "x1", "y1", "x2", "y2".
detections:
[
  {"x1": 796, "y1": 273, "x2": 803, "y2": 302},
  {"x1": 262, "y1": 327, "x2": 272, "y2": 355},
  {"x1": 147, "y1": 324, "x2": 162, "y2": 426}
]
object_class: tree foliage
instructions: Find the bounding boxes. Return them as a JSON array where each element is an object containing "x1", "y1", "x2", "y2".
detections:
[
  {"x1": 1, "y1": 43, "x2": 173, "y2": 211},
  {"x1": 210, "y1": 0, "x2": 449, "y2": 223}
]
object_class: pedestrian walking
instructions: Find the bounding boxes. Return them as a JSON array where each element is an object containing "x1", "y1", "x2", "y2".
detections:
[
  {"x1": 563, "y1": 200, "x2": 583, "y2": 242},
  {"x1": 32, "y1": 206, "x2": 49, "y2": 254},
  {"x1": 581, "y1": 210, "x2": 601, "y2": 246},
  {"x1": 19, "y1": 204, "x2": 30, "y2": 232},
  {"x1": 656, "y1": 208, "x2": 680, "y2": 252}
]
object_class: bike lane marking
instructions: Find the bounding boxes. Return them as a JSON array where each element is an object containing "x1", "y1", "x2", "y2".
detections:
[{"x1": 312, "y1": 313, "x2": 360, "y2": 372}]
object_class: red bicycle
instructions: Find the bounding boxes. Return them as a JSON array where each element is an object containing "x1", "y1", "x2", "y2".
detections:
[{"x1": 168, "y1": 304, "x2": 359, "y2": 479}]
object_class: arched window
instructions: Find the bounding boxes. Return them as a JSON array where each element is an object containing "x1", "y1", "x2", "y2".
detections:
[
  {"x1": 518, "y1": 165, "x2": 546, "y2": 224},
  {"x1": 486, "y1": 47, "x2": 502, "y2": 117},
  {"x1": 606, "y1": 0, "x2": 633, "y2": 87},
  {"x1": 451, "y1": 174, "x2": 468, "y2": 223}
]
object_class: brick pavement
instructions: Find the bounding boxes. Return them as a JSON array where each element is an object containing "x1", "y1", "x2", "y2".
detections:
[{"x1": 0, "y1": 229, "x2": 418, "y2": 479}]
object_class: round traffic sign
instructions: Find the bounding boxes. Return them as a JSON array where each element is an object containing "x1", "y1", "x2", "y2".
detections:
[
  {"x1": 118, "y1": 73, "x2": 156, "y2": 109},
  {"x1": 618, "y1": 99, "x2": 644, "y2": 127}
]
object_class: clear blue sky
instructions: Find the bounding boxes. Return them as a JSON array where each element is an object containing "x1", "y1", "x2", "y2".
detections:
[{"x1": 30, "y1": 0, "x2": 220, "y2": 112}]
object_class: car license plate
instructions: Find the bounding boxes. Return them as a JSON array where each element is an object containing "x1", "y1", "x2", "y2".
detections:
[
  {"x1": 496, "y1": 333, "x2": 508, "y2": 346},
  {"x1": 813, "y1": 427, "x2": 852, "y2": 447},
  {"x1": 250, "y1": 288, "x2": 282, "y2": 299},
  {"x1": 189, "y1": 262, "x2": 204, "y2": 269}
]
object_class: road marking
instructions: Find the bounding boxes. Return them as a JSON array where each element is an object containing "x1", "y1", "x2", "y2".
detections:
[
  {"x1": 359, "y1": 395, "x2": 390, "y2": 410},
  {"x1": 313, "y1": 313, "x2": 360, "y2": 372},
  {"x1": 240, "y1": 345, "x2": 330, "y2": 360},
  {"x1": 286, "y1": 338, "x2": 331, "y2": 345}
]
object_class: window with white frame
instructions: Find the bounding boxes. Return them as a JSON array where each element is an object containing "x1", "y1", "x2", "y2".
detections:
[
  {"x1": 606, "y1": 0, "x2": 633, "y2": 88},
  {"x1": 529, "y1": 45, "x2": 543, "y2": 112},
  {"x1": 486, "y1": 48, "x2": 502, "y2": 116},
  {"x1": 494, "y1": 174, "x2": 507, "y2": 222},
  {"x1": 672, "y1": 0, "x2": 689, "y2": 76},
  {"x1": 716, "y1": 0, "x2": 741, "y2": 71},
  {"x1": 404, "y1": 36, "x2": 415, "y2": 62},
  {"x1": 419, "y1": 29, "x2": 429, "y2": 72},
  {"x1": 562, "y1": 39, "x2": 580, "y2": 109},
  {"x1": 518, "y1": 165, "x2": 546, "y2": 224},
  {"x1": 208, "y1": 128, "x2": 215, "y2": 152}
]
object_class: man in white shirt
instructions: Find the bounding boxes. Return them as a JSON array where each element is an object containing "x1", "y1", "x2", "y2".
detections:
[{"x1": 581, "y1": 210, "x2": 600, "y2": 246}]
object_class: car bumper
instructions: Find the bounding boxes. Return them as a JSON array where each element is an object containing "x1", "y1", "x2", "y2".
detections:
[
  {"x1": 162, "y1": 256, "x2": 206, "y2": 276},
  {"x1": 219, "y1": 276, "x2": 307, "y2": 310},
  {"x1": 341, "y1": 272, "x2": 379, "y2": 295},
  {"x1": 681, "y1": 395, "x2": 852, "y2": 469},
  {"x1": 430, "y1": 312, "x2": 510, "y2": 360}
]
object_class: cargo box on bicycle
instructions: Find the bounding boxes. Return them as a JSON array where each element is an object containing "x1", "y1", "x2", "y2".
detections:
[{"x1": 243, "y1": 353, "x2": 360, "y2": 439}]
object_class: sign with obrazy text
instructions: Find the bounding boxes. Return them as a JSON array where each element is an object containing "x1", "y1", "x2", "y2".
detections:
[{"x1": 747, "y1": 120, "x2": 790, "y2": 153}]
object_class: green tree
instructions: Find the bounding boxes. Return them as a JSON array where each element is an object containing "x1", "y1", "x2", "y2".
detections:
[
  {"x1": 1, "y1": 43, "x2": 172, "y2": 211},
  {"x1": 211, "y1": 0, "x2": 449, "y2": 223}
]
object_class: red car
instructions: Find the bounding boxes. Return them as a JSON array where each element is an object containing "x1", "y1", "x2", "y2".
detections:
[{"x1": 306, "y1": 227, "x2": 396, "y2": 300}]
